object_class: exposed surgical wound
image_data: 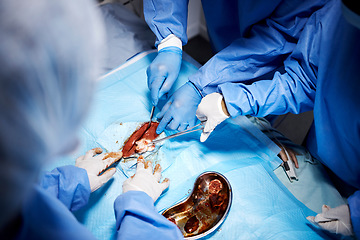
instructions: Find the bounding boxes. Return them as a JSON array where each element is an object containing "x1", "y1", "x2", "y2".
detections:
[
  {"x1": 103, "y1": 152, "x2": 122, "y2": 160},
  {"x1": 135, "y1": 139, "x2": 155, "y2": 154},
  {"x1": 122, "y1": 122, "x2": 159, "y2": 158}
]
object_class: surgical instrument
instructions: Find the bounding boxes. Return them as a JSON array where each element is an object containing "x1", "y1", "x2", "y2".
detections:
[
  {"x1": 254, "y1": 117, "x2": 298, "y2": 182},
  {"x1": 147, "y1": 106, "x2": 155, "y2": 129},
  {"x1": 149, "y1": 122, "x2": 204, "y2": 145}
]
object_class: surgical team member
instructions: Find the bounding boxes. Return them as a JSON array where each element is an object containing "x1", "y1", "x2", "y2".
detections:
[
  {"x1": 196, "y1": 0, "x2": 359, "y2": 237},
  {"x1": 144, "y1": 0, "x2": 328, "y2": 134},
  {"x1": 0, "y1": 1, "x2": 182, "y2": 239}
]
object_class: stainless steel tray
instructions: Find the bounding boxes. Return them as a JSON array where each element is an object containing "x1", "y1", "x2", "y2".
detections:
[{"x1": 162, "y1": 171, "x2": 232, "y2": 239}]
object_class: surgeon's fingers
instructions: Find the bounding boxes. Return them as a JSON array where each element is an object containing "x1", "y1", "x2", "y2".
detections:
[
  {"x1": 203, "y1": 119, "x2": 216, "y2": 133},
  {"x1": 160, "y1": 178, "x2": 170, "y2": 192},
  {"x1": 158, "y1": 75, "x2": 176, "y2": 102},
  {"x1": 322, "y1": 204, "x2": 331, "y2": 213},
  {"x1": 75, "y1": 155, "x2": 84, "y2": 163},
  {"x1": 136, "y1": 156, "x2": 145, "y2": 172},
  {"x1": 147, "y1": 68, "x2": 162, "y2": 87},
  {"x1": 156, "y1": 100, "x2": 172, "y2": 120},
  {"x1": 190, "y1": 117, "x2": 200, "y2": 129},
  {"x1": 200, "y1": 131, "x2": 211, "y2": 142},
  {"x1": 306, "y1": 216, "x2": 316, "y2": 224},
  {"x1": 167, "y1": 118, "x2": 181, "y2": 131},
  {"x1": 145, "y1": 160, "x2": 153, "y2": 173},
  {"x1": 288, "y1": 149, "x2": 299, "y2": 168},
  {"x1": 314, "y1": 209, "x2": 333, "y2": 223},
  {"x1": 196, "y1": 111, "x2": 207, "y2": 122},
  {"x1": 85, "y1": 148, "x2": 103, "y2": 159},
  {"x1": 306, "y1": 215, "x2": 338, "y2": 232},
  {"x1": 102, "y1": 152, "x2": 122, "y2": 169},
  {"x1": 103, "y1": 152, "x2": 122, "y2": 161},
  {"x1": 95, "y1": 152, "x2": 107, "y2": 160},
  {"x1": 149, "y1": 77, "x2": 165, "y2": 106},
  {"x1": 274, "y1": 142, "x2": 300, "y2": 167},
  {"x1": 316, "y1": 221, "x2": 340, "y2": 233},
  {"x1": 93, "y1": 147, "x2": 103, "y2": 154},
  {"x1": 200, "y1": 120, "x2": 215, "y2": 142},
  {"x1": 278, "y1": 149, "x2": 288, "y2": 162},
  {"x1": 157, "y1": 111, "x2": 173, "y2": 134},
  {"x1": 153, "y1": 164, "x2": 162, "y2": 182},
  {"x1": 147, "y1": 63, "x2": 165, "y2": 86},
  {"x1": 85, "y1": 147, "x2": 103, "y2": 159},
  {"x1": 278, "y1": 151, "x2": 299, "y2": 168},
  {"x1": 178, "y1": 123, "x2": 189, "y2": 132},
  {"x1": 96, "y1": 168, "x2": 116, "y2": 191},
  {"x1": 278, "y1": 145, "x2": 299, "y2": 169}
]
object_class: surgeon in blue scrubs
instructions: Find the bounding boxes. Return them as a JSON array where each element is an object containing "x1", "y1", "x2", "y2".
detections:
[
  {"x1": 144, "y1": 0, "x2": 328, "y2": 134},
  {"x1": 145, "y1": 0, "x2": 359, "y2": 237},
  {"x1": 194, "y1": 0, "x2": 359, "y2": 237},
  {"x1": 0, "y1": 1, "x2": 182, "y2": 239}
]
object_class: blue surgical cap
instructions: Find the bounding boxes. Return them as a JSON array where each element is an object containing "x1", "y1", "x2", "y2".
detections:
[{"x1": 0, "y1": 0, "x2": 105, "y2": 229}]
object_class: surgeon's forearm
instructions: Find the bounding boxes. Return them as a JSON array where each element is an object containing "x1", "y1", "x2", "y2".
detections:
[
  {"x1": 40, "y1": 165, "x2": 91, "y2": 211},
  {"x1": 218, "y1": 69, "x2": 316, "y2": 118},
  {"x1": 215, "y1": 7, "x2": 323, "y2": 118},
  {"x1": 114, "y1": 191, "x2": 183, "y2": 240},
  {"x1": 217, "y1": 34, "x2": 319, "y2": 117},
  {"x1": 189, "y1": 32, "x2": 295, "y2": 97},
  {"x1": 189, "y1": 1, "x2": 326, "y2": 97},
  {"x1": 143, "y1": 0, "x2": 189, "y2": 47}
]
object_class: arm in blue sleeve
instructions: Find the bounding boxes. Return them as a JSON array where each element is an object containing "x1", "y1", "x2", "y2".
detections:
[
  {"x1": 114, "y1": 191, "x2": 183, "y2": 240},
  {"x1": 40, "y1": 165, "x2": 91, "y2": 212},
  {"x1": 143, "y1": 0, "x2": 189, "y2": 46},
  {"x1": 211, "y1": 6, "x2": 322, "y2": 117},
  {"x1": 348, "y1": 191, "x2": 360, "y2": 238},
  {"x1": 189, "y1": 0, "x2": 327, "y2": 97},
  {"x1": 219, "y1": 68, "x2": 316, "y2": 117}
]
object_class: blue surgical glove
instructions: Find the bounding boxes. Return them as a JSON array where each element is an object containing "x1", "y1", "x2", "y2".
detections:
[
  {"x1": 156, "y1": 82, "x2": 202, "y2": 134},
  {"x1": 147, "y1": 46, "x2": 182, "y2": 106}
]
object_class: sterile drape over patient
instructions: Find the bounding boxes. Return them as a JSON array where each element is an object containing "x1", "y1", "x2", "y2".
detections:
[{"x1": 41, "y1": 49, "x2": 335, "y2": 239}]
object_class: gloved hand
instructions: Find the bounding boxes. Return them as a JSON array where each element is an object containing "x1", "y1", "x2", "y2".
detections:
[
  {"x1": 76, "y1": 148, "x2": 122, "y2": 192},
  {"x1": 275, "y1": 142, "x2": 299, "y2": 168},
  {"x1": 196, "y1": 92, "x2": 229, "y2": 142},
  {"x1": 122, "y1": 156, "x2": 169, "y2": 202},
  {"x1": 156, "y1": 81, "x2": 202, "y2": 134},
  {"x1": 307, "y1": 204, "x2": 353, "y2": 236},
  {"x1": 147, "y1": 46, "x2": 182, "y2": 106}
]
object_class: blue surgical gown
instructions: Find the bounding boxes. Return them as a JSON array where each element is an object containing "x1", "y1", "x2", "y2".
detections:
[
  {"x1": 193, "y1": 0, "x2": 360, "y2": 237},
  {"x1": 145, "y1": 0, "x2": 360, "y2": 237},
  {"x1": 144, "y1": 0, "x2": 328, "y2": 89},
  {"x1": 16, "y1": 165, "x2": 182, "y2": 240}
]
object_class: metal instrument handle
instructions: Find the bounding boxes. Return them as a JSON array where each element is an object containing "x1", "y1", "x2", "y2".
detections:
[{"x1": 150, "y1": 122, "x2": 205, "y2": 145}]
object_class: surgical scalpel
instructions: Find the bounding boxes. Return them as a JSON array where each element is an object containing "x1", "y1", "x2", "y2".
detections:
[{"x1": 149, "y1": 122, "x2": 204, "y2": 145}]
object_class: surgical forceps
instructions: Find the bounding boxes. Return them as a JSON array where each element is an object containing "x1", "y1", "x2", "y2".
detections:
[
  {"x1": 127, "y1": 122, "x2": 204, "y2": 170},
  {"x1": 149, "y1": 122, "x2": 205, "y2": 146}
]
